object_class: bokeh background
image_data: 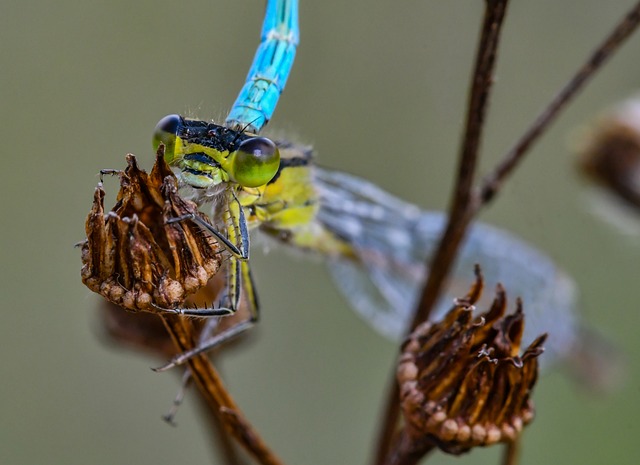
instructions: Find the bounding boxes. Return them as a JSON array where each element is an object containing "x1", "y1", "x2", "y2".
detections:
[{"x1": 2, "y1": 1, "x2": 639, "y2": 464}]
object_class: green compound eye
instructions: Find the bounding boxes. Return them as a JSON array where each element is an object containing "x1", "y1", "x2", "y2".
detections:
[
  {"x1": 153, "y1": 114, "x2": 182, "y2": 163},
  {"x1": 232, "y1": 137, "x2": 280, "y2": 187}
]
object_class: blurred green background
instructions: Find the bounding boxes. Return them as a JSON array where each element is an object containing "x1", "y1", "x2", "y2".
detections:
[{"x1": 2, "y1": 1, "x2": 639, "y2": 464}]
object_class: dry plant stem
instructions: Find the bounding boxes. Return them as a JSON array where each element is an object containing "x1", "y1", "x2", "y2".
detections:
[
  {"x1": 161, "y1": 315, "x2": 285, "y2": 465},
  {"x1": 385, "y1": 430, "x2": 435, "y2": 465},
  {"x1": 374, "y1": 3, "x2": 640, "y2": 465},
  {"x1": 373, "y1": 1, "x2": 510, "y2": 463},
  {"x1": 412, "y1": 0, "x2": 508, "y2": 328},
  {"x1": 480, "y1": 0, "x2": 640, "y2": 204},
  {"x1": 192, "y1": 378, "x2": 245, "y2": 465},
  {"x1": 502, "y1": 439, "x2": 520, "y2": 465}
]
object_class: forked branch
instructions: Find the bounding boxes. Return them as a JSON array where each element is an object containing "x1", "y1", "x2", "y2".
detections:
[
  {"x1": 374, "y1": 1, "x2": 640, "y2": 465},
  {"x1": 480, "y1": 1, "x2": 640, "y2": 205}
]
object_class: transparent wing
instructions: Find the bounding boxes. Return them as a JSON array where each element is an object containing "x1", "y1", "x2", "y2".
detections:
[{"x1": 314, "y1": 167, "x2": 578, "y2": 364}]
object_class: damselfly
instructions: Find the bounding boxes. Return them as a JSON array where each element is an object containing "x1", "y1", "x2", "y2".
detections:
[{"x1": 148, "y1": 0, "x2": 579, "y2": 372}]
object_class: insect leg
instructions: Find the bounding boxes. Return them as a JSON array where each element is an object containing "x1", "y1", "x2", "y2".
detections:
[
  {"x1": 153, "y1": 260, "x2": 259, "y2": 371},
  {"x1": 154, "y1": 189, "x2": 258, "y2": 369}
]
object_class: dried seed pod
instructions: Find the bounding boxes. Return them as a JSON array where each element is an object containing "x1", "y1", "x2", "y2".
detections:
[
  {"x1": 397, "y1": 268, "x2": 546, "y2": 455},
  {"x1": 577, "y1": 96, "x2": 640, "y2": 208},
  {"x1": 80, "y1": 147, "x2": 222, "y2": 313}
]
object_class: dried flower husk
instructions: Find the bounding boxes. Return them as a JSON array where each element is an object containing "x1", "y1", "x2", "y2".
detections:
[
  {"x1": 397, "y1": 269, "x2": 546, "y2": 455},
  {"x1": 80, "y1": 147, "x2": 222, "y2": 313},
  {"x1": 577, "y1": 96, "x2": 640, "y2": 208}
]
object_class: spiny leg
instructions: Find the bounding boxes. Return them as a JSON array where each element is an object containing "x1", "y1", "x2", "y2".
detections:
[
  {"x1": 98, "y1": 168, "x2": 123, "y2": 182},
  {"x1": 153, "y1": 189, "x2": 250, "y2": 318},
  {"x1": 162, "y1": 368, "x2": 193, "y2": 425},
  {"x1": 154, "y1": 259, "x2": 259, "y2": 372},
  {"x1": 155, "y1": 188, "x2": 259, "y2": 370},
  {"x1": 167, "y1": 213, "x2": 247, "y2": 259},
  {"x1": 161, "y1": 315, "x2": 224, "y2": 425},
  {"x1": 165, "y1": 189, "x2": 250, "y2": 260},
  {"x1": 151, "y1": 302, "x2": 235, "y2": 317}
]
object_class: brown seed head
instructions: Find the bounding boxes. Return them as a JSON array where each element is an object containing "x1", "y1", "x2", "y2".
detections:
[
  {"x1": 80, "y1": 147, "x2": 222, "y2": 313},
  {"x1": 397, "y1": 267, "x2": 546, "y2": 455},
  {"x1": 577, "y1": 97, "x2": 640, "y2": 208}
]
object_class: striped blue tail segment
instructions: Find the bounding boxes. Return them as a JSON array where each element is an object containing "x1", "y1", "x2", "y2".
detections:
[{"x1": 225, "y1": 0, "x2": 299, "y2": 133}]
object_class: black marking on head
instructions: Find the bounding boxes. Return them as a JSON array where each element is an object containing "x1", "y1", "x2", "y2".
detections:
[
  {"x1": 179, "y1": 119, "x2": 252, "y2": 153},
  {"x1": 184, "y1": 152, "x2": 222, "y2": 167},
  {"x1": 183, "y1": 167, "x2": 214, "y2": 181}
]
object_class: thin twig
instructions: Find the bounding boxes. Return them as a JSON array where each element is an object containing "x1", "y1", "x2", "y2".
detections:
[
  {"x1": 372, "y1": 1, "x2": 510, "y2": 464},
  {"x1": 411, "y1": 0, "x2": 510, "y2": 328},
  {"x1": 480, "y1": 0, "x2": 640, "y2": 205},
  {"x1": 192, "y1": 368, "x2": 245, "y2": 465},
  {"x1": 502, "y1": 439, "x2": 521, "y2": 465},
  {"x1": 161, "y1": 315, "x2": 284, "y2": 465}
]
